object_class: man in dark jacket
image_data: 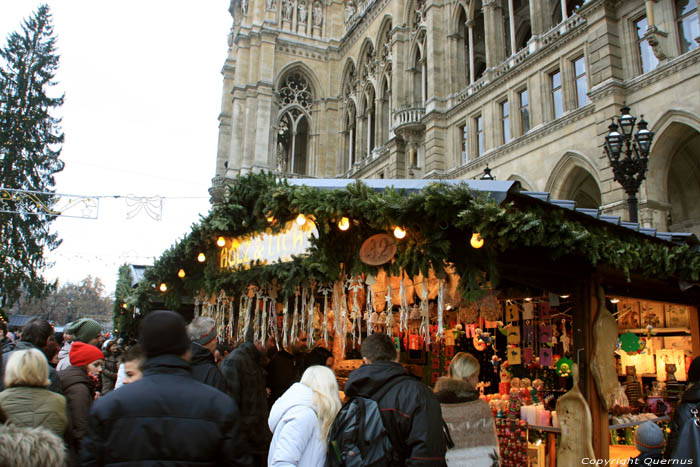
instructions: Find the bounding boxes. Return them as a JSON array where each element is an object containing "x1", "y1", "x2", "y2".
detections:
[
  {"x1": 344, "y1": 333, "x2": 447, "y2": 466},
  {"x1": 221, "y1": 335, "x2": 272, "y2": 466},
  {"x1": 0, "y1": 318, "x2": 62, "y2": 393},
  {"x1": 187, "y1": 316, "x2": 228, "y2": 393},
  {"x1": 665, "y1": 356, "x2": 700, "y2": 461},
  {"x1": 266, "y1": 332, "x2": 308, "y2": 406},
  {"x1": 79, "y1": 310, "x2": 251, "y2": 466}
]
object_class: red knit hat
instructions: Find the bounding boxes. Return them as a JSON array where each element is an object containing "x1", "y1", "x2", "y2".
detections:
[{"x1": 69, "y1": 341, "x2": 104, "y2": 367}]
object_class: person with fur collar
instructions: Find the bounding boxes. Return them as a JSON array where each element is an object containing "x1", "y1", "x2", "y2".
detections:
[
  {"x1": 0, "y1": 423, "x2": 66, "y2": 467},
  {"x1": 434, "y1": 352, "x2": 499, "y2": 467}
]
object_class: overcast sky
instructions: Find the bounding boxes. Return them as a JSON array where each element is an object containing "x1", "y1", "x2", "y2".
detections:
[{"x1": 1, "y1": 1, "x2": 231, "y2": 297}]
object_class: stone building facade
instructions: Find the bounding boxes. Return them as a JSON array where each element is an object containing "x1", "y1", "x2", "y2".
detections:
[{"x1": 213, "y1": 0, "x2": 700, "y2": 236}]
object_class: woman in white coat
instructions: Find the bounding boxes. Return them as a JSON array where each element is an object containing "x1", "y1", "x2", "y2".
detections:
[{"x1": 268, "y1": 365, "x2": 341, "y2": 466}]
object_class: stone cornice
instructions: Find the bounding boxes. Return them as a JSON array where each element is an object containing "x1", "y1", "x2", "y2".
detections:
[
  {"x1": 625, "y1": 48, "x2": 700, "y2": 94},
  {"x1": 588, "y1": 48, "x2": 700, "y2": 101},
  {"x1": 276, "y1": 39, "x2": 331, "y2": 61}
]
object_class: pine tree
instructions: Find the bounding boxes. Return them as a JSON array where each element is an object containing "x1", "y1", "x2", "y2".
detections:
[{"x1": 0, "y1": 5, "x2": 64, "y2": 318}]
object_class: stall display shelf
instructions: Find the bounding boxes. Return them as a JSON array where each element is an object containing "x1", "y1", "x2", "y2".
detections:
[
  {"x1": 619, "y1": 328, "x2": 690, "y2": 336},
  {"x1": 608, "y1": 415, "x2": 669, "y2": 430},
  {"x1": 527, "y1": 414, "x2": 669, "y2": 433},
  {"x1": 528, "y1": 424, "x2": 561, "y2": 433}
]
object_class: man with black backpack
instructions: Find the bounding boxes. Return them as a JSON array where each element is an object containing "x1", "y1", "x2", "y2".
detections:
[{"x1": 328, "y1": 333, "x2": 447, "y2": 466}]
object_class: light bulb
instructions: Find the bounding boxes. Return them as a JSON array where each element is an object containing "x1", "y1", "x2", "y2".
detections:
[
  {"x1": 217, "y1": 236, "x2": 226, "y2": 247},
  {"x1": 177, "y1": 269, "x2": 186, "y2": 278},
  {"x1": 470, "y1": 232, "x2": 484, "y2": 249},
  {"x1": 610, "y1": 298, "x2": 620, "y2": 304},
  {"x1": 159, "y1": 283, "x2": 168, "y2": 292},
  {"x1": 559, "y1": 294, "x2": 570, "y2": 299},
  {"x1": 296, "y1": 214, "x2": 307, "y2": 226},
  {"x1": 393, "y1": 226, "x2": 406, "y2": 239},
  {"x1": 197, "y1": 253, "x2": 206, "y2": 263},
  {"x1": 338, "y1": 217, "x2": 350, "y2": 231}
]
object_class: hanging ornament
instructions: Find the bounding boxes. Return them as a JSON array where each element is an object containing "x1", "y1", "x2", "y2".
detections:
[
  {"x1": 300, "y1": 286, "x2": 308, "y2": 338},
  {"x1": 194, "y1": 295, "x2": 201, "y2": 319},
  {"x1": 556, "y1": 356, "x2": 574, "y2": 377},
  {"x1": 291, "y1": 287, "x2": 300, "y2": 346},
  {"x1": 399, "y1": 272, "x2": 409, "y2": 333},
  {"x1": 307, "y1": 283, "x2": 316, "y2": 348},
  {"x1": 384, "y1": 284, "x2": 393, "y2": 337},
  {"x1": 437, "y1": 280, "x2": 445, "y2": 338},
  {"x1": 619, "y1": 331, "x2": 641, "y2": 353},
  {"x1": 419, "y1": 283, "x2": 430, "y2": 346},
  {"x1": 254, "y1": 289, "x2": 263, "y2": 343},
  {"x1": 348, "y1": 277, "x2": 363, "y2": 347},
  {"x1": 340, "y1": 281, "x2": 348, "y2": 357},
  {"x1": 282, "y1": 300, "x2": 290, "y2": 348},
  {"x1": 365, "y1": 284, "x2": 374, "y2": 337},
  {"x1": 560, "y1": 318, "x2": 571, "y2": 354},
  {"x1": 261, "y1": 287, "x2": 270, "y2": 345},
  {"x1": 226, "y1": 299, "x2": 234, "y2": 343},
  {"x1": 319, "y1": 283, "x2": 332, "y2": 345},
  {"x1": 237, "y1": 293, "x2": 247, "y2": 342}
]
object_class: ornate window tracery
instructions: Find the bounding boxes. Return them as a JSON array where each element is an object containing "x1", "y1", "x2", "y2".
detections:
[{"x1": 276, "y1": 73, "x2": 313, "y2": 175}]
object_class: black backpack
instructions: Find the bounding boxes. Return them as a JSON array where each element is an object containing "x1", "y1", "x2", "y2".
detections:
[{"x1": 326, "y1": 375, "x2": 412, "y2": 467}]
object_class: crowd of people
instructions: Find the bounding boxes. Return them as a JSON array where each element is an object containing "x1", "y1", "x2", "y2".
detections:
[{"x1": 0, "y1": 314, "x2": 698, "y2": 466}]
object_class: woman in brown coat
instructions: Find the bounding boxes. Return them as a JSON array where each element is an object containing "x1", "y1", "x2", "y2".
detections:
[{"x1": 58, "y1": 341, "x2": 104, "y2": 456}]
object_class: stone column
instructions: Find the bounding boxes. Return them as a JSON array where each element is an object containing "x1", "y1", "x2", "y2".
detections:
[
  {"x1": 467, "y1": 20, "x2": 475, "y2": 84},
  {"x1": 483, "y1": 0, "x2": 506, "y2": 70},
  {"x1": 528, "y1": 0, "x2": 551, "y2": 37},
  {"x1": 508, "y1": 0, "x2": 516, "y2": 56}
]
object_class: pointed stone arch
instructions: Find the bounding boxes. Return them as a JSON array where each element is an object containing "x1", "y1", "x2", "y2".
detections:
[
  {"x1": 404, "y1": 0, "x2": 426, "y2": 29},
  {"x1": 546, "y1": 151, "x2": 602, "y2": 208},
  {"x1": 375, "y1": 15, "x2": 393, "y2": 54},
  {"x1": 275, "y1": 61, "x2": 324, "y2": 100},
  {"x1": 341, "y1": 58, "x2": 357, "y2": 100},
  {"x1": 449, "y1": 2, "x2": 469, "y2": 35},
  {"x1": 507, "y1": 174, "x2": 535, "y2": 192},
  {"x1": 274, "y1": 66, "x2": 320, "y2": 176}
]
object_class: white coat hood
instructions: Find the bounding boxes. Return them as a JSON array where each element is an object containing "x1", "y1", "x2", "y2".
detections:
[{"x1": 269, "y1": 382, "x2": 314, "y2": 432}]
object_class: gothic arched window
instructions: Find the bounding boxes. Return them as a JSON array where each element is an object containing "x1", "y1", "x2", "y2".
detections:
[{"x1": 276, "y1": 72, "x2": 313, "y2": 175}]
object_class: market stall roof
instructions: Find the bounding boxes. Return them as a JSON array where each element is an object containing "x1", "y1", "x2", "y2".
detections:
[
  {"x1": 286, "y1": 178, "x2": 519, "y2": 205},
  {"x1": 286, "y1": 178, "x2": 697, "y2": 248},
  {"x1": 7, "y1": 314, "x2": 33, "y2": 330}
]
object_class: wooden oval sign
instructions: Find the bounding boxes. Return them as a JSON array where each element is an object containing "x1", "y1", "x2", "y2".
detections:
[{"x1": 359, "y1": 233, "x2": 397, "y2": 266}]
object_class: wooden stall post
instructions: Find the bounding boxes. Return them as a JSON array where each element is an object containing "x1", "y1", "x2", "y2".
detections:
[{"x1": 573, "y1": 277, "x2": 609, "y2": 461}]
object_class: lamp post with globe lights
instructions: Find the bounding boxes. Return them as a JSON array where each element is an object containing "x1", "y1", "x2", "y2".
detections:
[{"x1": 603, "y1": 105, "x2": 654, "y2": 223}]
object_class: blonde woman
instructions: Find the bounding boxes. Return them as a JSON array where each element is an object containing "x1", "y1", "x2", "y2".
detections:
[
  {"x1": 434, "y1": 352, "x2": 499, "y2": 467},
  {"x1": 0, "y1": 348, "x2": 68, "y2": 438},
  {"x1": 268, "y1": 365, "x2": 341, "y2": 466}
]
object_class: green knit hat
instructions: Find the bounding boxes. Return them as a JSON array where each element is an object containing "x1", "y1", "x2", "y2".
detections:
[{"x1": 65, "y1": 318, "x2": 102, "y2": 343}]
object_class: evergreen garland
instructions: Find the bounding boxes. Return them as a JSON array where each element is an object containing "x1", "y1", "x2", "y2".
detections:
[{"x1": 124, "y1": 172, "x2": 700, "y2": 311}]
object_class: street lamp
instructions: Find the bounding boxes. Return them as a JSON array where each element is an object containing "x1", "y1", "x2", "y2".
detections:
[
  {"x1": 480, "y1": 165, "x2": 495, "y2": 180},
  {"x1": 603, "y1": 105, "x2": 654, "y2": 223}
]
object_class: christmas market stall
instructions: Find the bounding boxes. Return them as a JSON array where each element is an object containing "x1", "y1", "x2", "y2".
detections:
[{"x1": 117, "y1": 173, "x2": 700, "y2": 465}]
